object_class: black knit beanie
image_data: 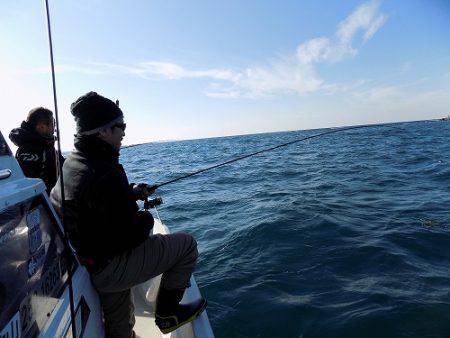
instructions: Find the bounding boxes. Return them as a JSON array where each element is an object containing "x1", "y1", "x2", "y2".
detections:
[{"x1": 71, "y1": 91, "x2": 123, "y2": 135}]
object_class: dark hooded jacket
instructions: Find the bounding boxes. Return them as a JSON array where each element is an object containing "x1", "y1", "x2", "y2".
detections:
[
  {"x1": 50, "y1": 136, "x2": 153, "y2": 268},
  {"x1": 9, "y1": 121, "x2": 61, "y2": 192}
]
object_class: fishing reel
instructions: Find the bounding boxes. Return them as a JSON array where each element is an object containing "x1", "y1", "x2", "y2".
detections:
[{"x1": 144, "y1": 197, "x2": 163, "y2": 210}]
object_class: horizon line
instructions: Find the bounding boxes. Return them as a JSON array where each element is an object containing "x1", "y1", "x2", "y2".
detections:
[{"x1": 120, "y1": 117, "x2": 438, "y2": 151}]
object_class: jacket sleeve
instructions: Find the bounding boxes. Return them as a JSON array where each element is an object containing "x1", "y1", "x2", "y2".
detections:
[{"x1": 16, "y1": 146, "x2": 43, "y2": 179}]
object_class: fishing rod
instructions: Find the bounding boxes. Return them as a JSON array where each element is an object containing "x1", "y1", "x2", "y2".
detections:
[
  {"x1": 44, "y1": 1, "x2": 77, "y2": 336},
  {"x1": 150, "y1": 123, "x2": 398, "y2": 190}
]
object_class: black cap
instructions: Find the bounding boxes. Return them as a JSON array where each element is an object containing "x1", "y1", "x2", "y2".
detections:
[{"x1": 71, "y1": 91, "x2": 123, "y2": 135}]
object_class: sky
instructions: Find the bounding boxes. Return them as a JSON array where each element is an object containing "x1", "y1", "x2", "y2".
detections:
[{"x1": 1, "y1": 0, "x2": 450, "y2": 150}]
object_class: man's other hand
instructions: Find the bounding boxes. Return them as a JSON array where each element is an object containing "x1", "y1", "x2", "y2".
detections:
[{"x1": 132, "y1": 183, "x2": 157, "y2": 200}]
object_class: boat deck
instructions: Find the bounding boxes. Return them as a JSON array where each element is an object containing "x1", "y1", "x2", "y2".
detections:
[{"x1": 132, "y1": 218, "x2": 209, "y2": 338}]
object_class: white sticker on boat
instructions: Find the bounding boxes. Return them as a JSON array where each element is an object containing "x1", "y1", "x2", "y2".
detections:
[
  {"x1": 38, "y1": 255, "x2": 63, "y2": 297},
  {"x1": 26, "y1": 209, "x2": 40, "y2": 230},
  {"x1": 0, "y1": 311, "x2": 21, "y2": 338},
  {"x1": 27, "y1": 225, "x2": 42, "y2": 255},
  {"x1": 27, "y1": 245, "x2": 45, "y2": 278}
]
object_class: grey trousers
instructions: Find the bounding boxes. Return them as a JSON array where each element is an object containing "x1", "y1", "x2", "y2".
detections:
[{"x1": 91, "y1": 233, "x2": 198, "y2": 338}]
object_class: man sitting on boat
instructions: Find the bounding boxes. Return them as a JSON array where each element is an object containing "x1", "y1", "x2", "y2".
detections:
[
  {"x1": 9, "y1": 107, "x2": 62, "y2": 193},
  {"x1": 50, "y1": 91, "x2": 206, "y2": 337}
]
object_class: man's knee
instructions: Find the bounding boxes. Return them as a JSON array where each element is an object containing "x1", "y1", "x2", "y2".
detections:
[
  {"x1": 175, "y1": 232, "x2": 198, "y2": 261},
  {"x1": 190, "y1": 235, "x2": 198, "y2": 261}
]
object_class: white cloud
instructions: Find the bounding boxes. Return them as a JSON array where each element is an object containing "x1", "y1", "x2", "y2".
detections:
[
  {"x1": 35, "y1": 61, "x2": 239, "y2": 82},
  {"x1": 352, "y1": 85, "x2": 400, "y2": 101},
  {"x1": 130, "y1": 61, "x2": 239, "y2": 81},
  {"x1": 400, "y1": 61, "x2": 412, "y2": 73},
  {"x1": 361, "y1": 86, "x2": 450, "y2": 118},
  {"x1": 363, "y1": 14, "x2": 388, "y2": 42},
  {"x1": 337, "y1": 0, "x2": 387, "y2": 45},
  {"x1": 298, "y1": 0, "x2": 388, "y2": 64},
  {"x1": 208, "y1": 0, "x2": 388, "y2": 98},
  {"x1": 322, "y1": 79, "x2": 369, "y2": 95},
  {"x1": 23, "y1": 64, "x2": 106, "y2": 75},
  {"x1": 297, "y1": 37, "x2": 331, "y2": 64},
  {"x1": 206, "y1": 56, "x2": 323, "y2": 98},
  {"x1": 349, "y1": 76, "x2": 435, "y2": 103},
  {"x1": 25, "y1": 1, "x2": 388, "y2": 99}
]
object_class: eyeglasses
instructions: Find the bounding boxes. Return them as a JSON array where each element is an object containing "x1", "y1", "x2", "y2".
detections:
[{"x1": 113, "y1": 123, "x2": 126, "y2": 131}]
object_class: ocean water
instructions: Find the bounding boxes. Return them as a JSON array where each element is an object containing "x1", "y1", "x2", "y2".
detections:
[{"x1": 121, "y1": 120, "x2": 450, "y2": 338}]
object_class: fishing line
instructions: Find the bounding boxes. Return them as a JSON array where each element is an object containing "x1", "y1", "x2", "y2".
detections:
[
  {"x1": 44, "y1": 1, "x2": 77, "y2": 336},
  {"x1": 152, "y1": 123, "x2": 400, "y2": 189}
]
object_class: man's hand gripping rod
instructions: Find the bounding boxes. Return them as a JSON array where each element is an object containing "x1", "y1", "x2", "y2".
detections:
[{"x1": 141, "y1": 184, "x2": 163, "y2": 219}]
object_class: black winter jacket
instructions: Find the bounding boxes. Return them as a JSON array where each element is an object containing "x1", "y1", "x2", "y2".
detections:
[
  {"x1": 50, "y1": 136, "x2": 153, "y2": 267},
  {"x1": 9, "y1": 121, "x2": 62, "y2": 192}
]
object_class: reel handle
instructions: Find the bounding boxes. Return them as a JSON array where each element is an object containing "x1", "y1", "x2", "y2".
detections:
[{"x1": 144, "y1": 197, "x2": 163, "y2": 210}]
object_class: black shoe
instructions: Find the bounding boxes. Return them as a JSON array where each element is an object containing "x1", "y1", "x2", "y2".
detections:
[{"x1": 155, "y1": 288, "x2": 207, "y2": 334}]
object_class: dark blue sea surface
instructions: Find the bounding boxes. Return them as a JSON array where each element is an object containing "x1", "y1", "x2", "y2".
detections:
[{"x1": 121, "y1": 121, "x2": 450, "y2": 338}]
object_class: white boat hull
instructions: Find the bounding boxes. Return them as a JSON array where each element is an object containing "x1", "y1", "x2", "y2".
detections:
[{"x1": 0, "y1": 132, "x2": 214, "y2": 338}]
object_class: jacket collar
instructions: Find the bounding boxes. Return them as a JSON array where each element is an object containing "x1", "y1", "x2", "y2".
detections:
[
  {"x1": 9, "y1": 121, "x2": 55, "y2": 147},
  {"x1": 74, "y1": 135, "x2": 119, "y2": 164}
]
